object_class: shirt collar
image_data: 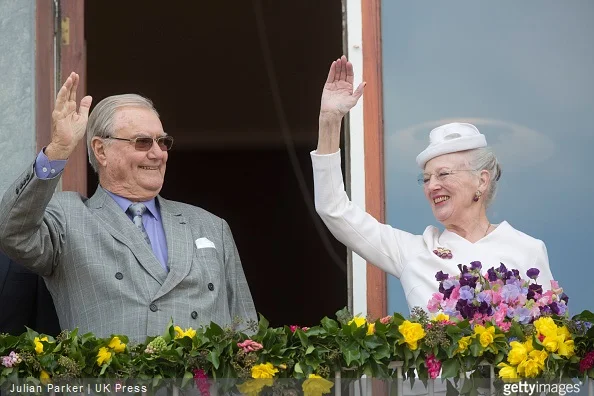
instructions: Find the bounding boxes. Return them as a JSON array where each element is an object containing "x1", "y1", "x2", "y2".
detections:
[{"x1": 104, "y1": 188, "x2": 161, "y2": 221}]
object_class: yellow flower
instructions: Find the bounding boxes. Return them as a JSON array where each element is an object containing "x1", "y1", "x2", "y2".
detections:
[
  {"x1": 348, "y1": 316, "x2": 367, "y2": 328},
  {"x1": 542, "y1": 334, "x2": 563, "y2": 353},
  {"x1": 251, "y1": 363, "x2": 279, "y2": 379},
  {"x1": 473, "y1": 325, "x2": 495, "y2": 348},
  {"x1": 557, "y1": 326, "x2": 571, "y2": 339},
  {"x1": 96, "y1": 347, "x2": 112, "y2": 366},
  {"x1": 398, "y1": 320, "x2": 426, "y2": 351},
  {"x1": 528, "y1": 349, "x2": 548, "y2": 370},
  {"x1": 533, "y1": 317, "x2": 557, "y2": 338},
  {"x1": 497, "y1": 362, "x2": 519, "y2": 380},
  {"x1": 366, "y1": 323, "x2": 375, "y2": 336},
  {"x1": 34, "y1": 336, "x2": 49, "y2": 354},
  {"x1": 40, "y1": 370, "x2": 51, "y2": 385},
  {"x1": 302, "y1": 374, "x2": 334, "y2": 396},
  {"x1": 517, "y1": 358, "x2": 541, "y2": 378},
  {"x1": 433, "y1": 313, "x2": 450, "y2": 322},
  {"x1": 237, "y1": 378, "x2": 273, "y2": 396},
  {"x1": 108, "y1": 336, "x2": 126, "y2": 353},
  {"x1": 507, "y1": 341, "x2": 529, "y2": 366},
  {"x1": 174, "y1": 326, "x2": 197, "y2": 339},
  {"x1": 455, "y1": 336, "x2": 472, "y2": 355},
  {"x1": 557, "y1": 339, "x2": 575, "y2": 358},
  {"x1": 523, "y1": 338, "x2": 534, "y2": 353}
]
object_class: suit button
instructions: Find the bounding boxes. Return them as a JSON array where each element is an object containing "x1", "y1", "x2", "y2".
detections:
[
  {"x1": 115, "y1": 272, "x2": 123, "y2": 280},
  {"x1": 191, "y1": 311, "x2": 198, "y2": 319},
  {"x1": 150, "y1": 303, "x2": 158, "y2": 312},
  {"x1": 15, "y1": 188, "x2": 19, "y2": 194},
  {"x1": 208, "y1": 283, "x2": 214, "y2": 291}
]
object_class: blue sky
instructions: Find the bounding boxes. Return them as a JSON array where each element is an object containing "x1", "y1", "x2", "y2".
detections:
[{"x1": 381, "y1": 1, "x2": 594, "y2": 316}]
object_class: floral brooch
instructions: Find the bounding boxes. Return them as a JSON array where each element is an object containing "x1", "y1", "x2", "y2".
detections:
[{"x1": 433, "y1": 247, "x2": 453, "y2": 259}]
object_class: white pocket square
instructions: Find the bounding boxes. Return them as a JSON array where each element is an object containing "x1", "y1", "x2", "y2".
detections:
[{"x1": 195, "y1": 237, "x2": 216, "y2": 250}]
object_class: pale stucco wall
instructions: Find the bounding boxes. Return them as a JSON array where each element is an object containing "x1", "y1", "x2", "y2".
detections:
[{"x1": 0, "y1": 0, "x2": 36, "y2": 198}]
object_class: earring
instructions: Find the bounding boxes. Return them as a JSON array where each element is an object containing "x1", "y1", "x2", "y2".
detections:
[{"x1": 473, "y1": 191, "x2": 482, "y2": 202}]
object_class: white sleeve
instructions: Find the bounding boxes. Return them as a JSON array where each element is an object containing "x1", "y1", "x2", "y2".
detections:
[{"x1": 310, "y1": 150, "x2": 423, "y2": 278}]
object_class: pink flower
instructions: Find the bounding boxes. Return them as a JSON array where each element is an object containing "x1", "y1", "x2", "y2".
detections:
[
  {"x1": 1, "y1": 356, "x2": 13, "y2": 368},
  {"x1": 579, "y1": 351, "x2": 594, "y2": 373},
  {"x1": 380, "y1": 316, "x2": 392, "y2": 324},
  {"x1": 550, "y1": 280, "x2": 563, "y2": 295},
  {"x1": 302, "y1": 327, "x2": 310, "y2": 331},
  {"x1": 193, "y1": 368, "x2": 210, "y2": 396},
  {"x1": 491, "y1": 291, "x2": 502, "y2": 305},
  {"x1": 1, "y1": 351, "x2": 21, "y2": 368},
  {"x1": 425, "y1": 353, "x2": 442, "y2": 379},
  {"x1": 237, "y1": 339, "x2": 263, "y2": 353},
  {"x1": 427, "y1": 293, "x2": 443, "y2": 313},
  {"x1": 498, "y1": 322, "x2": 511, "y2": 332},
  {"x1": 450, "y1": 286, "x2": 461, "y2": 301}
]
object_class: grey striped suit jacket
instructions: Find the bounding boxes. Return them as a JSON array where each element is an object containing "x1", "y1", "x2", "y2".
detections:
[{"x1": 0, "y1": 163, "x2": 257, "y2": 342}]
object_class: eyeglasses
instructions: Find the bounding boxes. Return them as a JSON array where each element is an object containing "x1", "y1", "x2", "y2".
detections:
[
  {"x1": 106, "y1": 136, "x2": 174, "y2": 151},
  {"x1": 417, "y1": 169, "x2": 476, "y2": 186}
]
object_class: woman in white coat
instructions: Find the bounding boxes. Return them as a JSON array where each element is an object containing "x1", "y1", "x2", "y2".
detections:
[{"x1": 311, "y1": 56, "x2": 555, "y2": 314}]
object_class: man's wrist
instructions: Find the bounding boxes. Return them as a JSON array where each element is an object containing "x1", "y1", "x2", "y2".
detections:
[{"x1": 45, "y1": 143, "x2": 71, "y2": 161}]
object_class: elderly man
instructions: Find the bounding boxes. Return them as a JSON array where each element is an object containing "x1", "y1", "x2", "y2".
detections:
[{"x1": 0, "y1": 73, "x2": 257, "y2": 341}]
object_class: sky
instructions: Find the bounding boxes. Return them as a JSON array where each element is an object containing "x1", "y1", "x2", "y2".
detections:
[{"x1": 380, "y1": 1, "x2": 594, "y2": 316}]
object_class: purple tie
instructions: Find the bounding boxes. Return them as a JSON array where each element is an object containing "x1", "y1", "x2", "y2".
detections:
[{"x1": 127, "y1": 203, "x2": 152, "y2": 246}]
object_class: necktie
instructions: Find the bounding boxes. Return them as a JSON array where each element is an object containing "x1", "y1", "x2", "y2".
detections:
[{"x1": 127, "y1": 203, "x2": 152, "y2": 246}]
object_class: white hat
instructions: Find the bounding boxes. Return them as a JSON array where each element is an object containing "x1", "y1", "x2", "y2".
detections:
[{"x1": 415, "y1": 122, "x2": 487, "y2": 168}]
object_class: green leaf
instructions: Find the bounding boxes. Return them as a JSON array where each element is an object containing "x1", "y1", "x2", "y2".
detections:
[
  {"x1": 321, "y1": 317, "x2": 339, "y2": 333},
  {"x1": 181, "y1": 371, "x2": 193, "y2": 388},
  {"x1": 441, "y1": 358, "x2": 460, "y2": 379},
  {"x1": 207, "y1": 350, "x2": 220, "y2": 369},
  {"x1": 446, "y1": 378, "x2": 460, "y2": 396},
  {"x1": 294, "y1": 362, "x2": 303, "y2": 374},
  {"x1": 297, "y1": 330, "x2": 309, "y2": 348},
  {"x1": 343, "y1": 348, "x2": 361, "y2": 366}
]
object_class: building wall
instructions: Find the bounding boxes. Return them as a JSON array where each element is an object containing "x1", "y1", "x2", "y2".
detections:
[{"x1": 0, "y1": 0, "x2": 36, "y2": 198}]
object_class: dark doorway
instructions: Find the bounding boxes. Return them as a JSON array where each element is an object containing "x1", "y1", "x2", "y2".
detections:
[{"x1": 85, "y1": 0, "x2": 347, "y2": 327}]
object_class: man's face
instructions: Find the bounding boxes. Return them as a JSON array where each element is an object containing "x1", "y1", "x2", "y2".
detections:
[{"x1": 98, "y1": 107, "x2": 168, "y2": 201}]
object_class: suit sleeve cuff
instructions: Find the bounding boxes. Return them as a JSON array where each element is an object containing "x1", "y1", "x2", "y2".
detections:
[{"x1": 35, "y1": 148, "x2": 67, "y2": 179}]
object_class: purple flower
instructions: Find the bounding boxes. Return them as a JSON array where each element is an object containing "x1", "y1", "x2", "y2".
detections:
[
  {"x1": 549, "y1": 302, "x2": 562, "y2": 315},
  {"x1": 511, "y1": 307, "x2": 532, "y2": 324},
  {"x1": 498, "y1": 263, "x2": 508, "y2": 274},
  {"x1": 470, "y1": 261, "x2": 482, "y2": 270},
  {"x1": 540, "y1": 305, "x2": 552, "y2": 315},
  {"x1": 442, "y1": 278, "x2": 459, "y2": 290},
  {"x1": 527, "y1": 283, "x2": 543, "y2": 301},
  {"x1": 476, "y1": 291, "x2": 492, "y2": 304},
  {"x1": 487, "y1": 267, "x2": 498, "y2": 282},
  {"x1": 456, "y1": 299, "x2": 476, "y2": 319},
  {"x1": 501, "y1": 284, "x2": 521, "y2": 303},
  {"x1": 459, "y1": 273, "x2": 477, "y2": 289},
  {"x1": 560, "y1": 293, "x2": 569, "y2": 304},
  {"x1": 457, "y1": 264, "x2": 470, "y2": 274},
  {"x1": 435, "y1": 271, "x2": 449, "y2": 282},
  {"x1": 478, "y1": 301, "x2": 493, "y2": 316},
  {"x1": 526, "y1": 268, "x2": 540, "y2": 280},
  {"x1": 459, "y1": 285, "x2": 474, "y2": 300}
]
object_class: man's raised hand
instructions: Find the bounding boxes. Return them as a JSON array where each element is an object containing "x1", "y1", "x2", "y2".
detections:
[{"x1": 46, "y1": 72, "x2": 93, "y2": 160}]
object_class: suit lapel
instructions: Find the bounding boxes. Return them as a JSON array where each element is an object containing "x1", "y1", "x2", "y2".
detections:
[
  {"x1": 88, "y1": 187, "x2": 167, "y2": 285},
  {"x1": 153, "y1": 196, "x2": 193, "y2": 300}
]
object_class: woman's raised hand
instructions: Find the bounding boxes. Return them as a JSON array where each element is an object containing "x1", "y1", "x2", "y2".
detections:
[{"x1": 320, "y1": 55, "x2": 365, "y2": 119}]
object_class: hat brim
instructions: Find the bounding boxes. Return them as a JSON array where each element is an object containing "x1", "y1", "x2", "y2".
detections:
[{"x1": 416, "y1": 135, "x2": 487, "y2": 168}]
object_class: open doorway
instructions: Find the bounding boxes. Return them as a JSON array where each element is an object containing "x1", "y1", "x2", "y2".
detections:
[{"x1": 85, "y1": 0, "x2": 348, "y2": 327}]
